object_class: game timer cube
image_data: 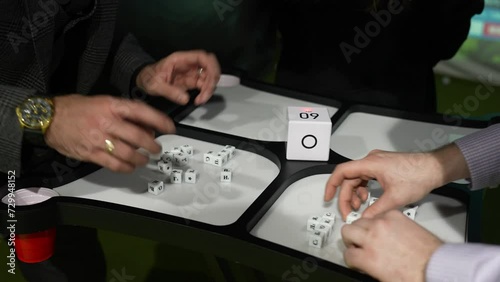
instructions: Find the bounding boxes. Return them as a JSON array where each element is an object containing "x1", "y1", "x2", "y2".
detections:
[
  {"x1": 148, "y1": 180, "x2": 164, "y2": 195},
  {"x1": 286, "y1": 107, "x2": 332, "y2": 161}
]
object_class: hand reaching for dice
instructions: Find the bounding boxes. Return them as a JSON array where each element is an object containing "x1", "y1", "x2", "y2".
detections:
[
  {"x1": 136, "y1": 50, "x2": 221, "y2": 106},
  {"x1": 341, "y1": 210, "x2": 443, "y2": 282},
  {"x1": 44, "y1": 94, "x2": 175, "y2": 173},
  {"x1": 324, "y1": 149, "x2": 457, "y2": 220}
]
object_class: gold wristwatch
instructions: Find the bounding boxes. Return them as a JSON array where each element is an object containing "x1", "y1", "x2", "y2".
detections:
[{"x1": 16, "y1": 97, "x2": 55, "y2": 143}]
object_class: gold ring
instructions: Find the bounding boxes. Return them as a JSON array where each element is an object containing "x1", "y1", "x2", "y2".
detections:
[
  {"x1": 104, "y1": 139, "x2": 115, "y2": 154},
  {"x1": 197, "y1": 67, "x2": 204, "y2": 75}
]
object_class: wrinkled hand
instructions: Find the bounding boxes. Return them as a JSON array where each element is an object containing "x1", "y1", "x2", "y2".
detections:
[
  {"x1": 136, "y1": 50, "x2": 220, "y2": 106},
  {"x1": 342, "y1": 210, "x2": 443, "y2": 282},
  {"x1": 324, "y1": 149, "x2": 444, "y2": 220},
  {"x1": 44, "y1": 94, "x2": 175, "y2": 172}
]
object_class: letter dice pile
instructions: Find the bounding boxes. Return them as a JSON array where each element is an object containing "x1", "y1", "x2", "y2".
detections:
[
  {"x1": 148, "y1": 144, "x2": 236, "y2": 195},
  {"x1": 307, "y1": 196, "x2": 419, "y2": 248},
  {"x1": 307, "y1": 212, "x2": 336, "y2": 248},
  {"x1": 344, "y1": 196, "x2": 419, "y2": 224}
]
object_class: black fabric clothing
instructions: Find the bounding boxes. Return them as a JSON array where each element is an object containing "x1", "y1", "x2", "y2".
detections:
[{"x1": 276, "y1": 0, "x2": 485, "y2": 113}]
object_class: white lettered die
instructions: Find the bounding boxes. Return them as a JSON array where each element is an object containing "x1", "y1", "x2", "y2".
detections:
[
  {"x1": 204, "y1": 151, "x2": 215, "y2": 165},
  {"x1": 319, "y1": 217, "x2": 334, "y2": 232},
  {"x1": 220, "y1": 168, "x2": 232, "y2": 182},
  {"x1": 286, "y1": 107, "x2": 332, "y2": 161},
  {"x1": 346, "y1": 211, "x2": 361, "y2": 224},
  {"x1": 223, "y1": 145, "x2": 235, "y2": 159},
  {"x1": 148, "y1": 180, "x2": 164, "y2": 195},
  {"x1": 306, "y1": 215, "x2": 321, "y2": 232},
  {"x1": 308, "y1": 230, "x2": 326, "y2": 248},
  {"x1": 171, "y1": 146, "x2": 181, "y2": 153},
  {"x1": 184, "y1": 169, "x2": 198, "y2": 184},
  {"x1": 403, "y1": 205, "x2": 418, "y2": 220},
  {"x1": 213, "y1": 153, "x2": 225, "y2": 167},
  {"x1": 218, "y1": 150, "x2": 230, "y2": 162},
  {"x1": 173, "y1": 152, "x2": 189, "y2": 166},
  {"x1": 316, "y1": 222, "x2": 331, "y2": 237},
  {"x1": 180, "y1": 145, "x2": 194, "y2": 156},
  {"x1": 170, "y1": 169, "x2": 183, "y2": 184},
  {"x1": 369, "y1": 197, "x2": 378, "y2": 206},
  {"x1": 322, "y1": 212, "x2": 336, "y2": 221},
  {"x1": 161, "y1": 151, "x2": 174, "y2": 163},
  {"x1": 157, "y1": 161, "x2": 173, "y2": 175},
  {"x1": 308, "y1": 229, "x2": 328, "y2": 242}
]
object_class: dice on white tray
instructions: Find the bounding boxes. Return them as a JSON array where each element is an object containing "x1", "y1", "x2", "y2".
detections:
[
  {"x1": 403, "y1": 205, "x2": 419, "y2": 220},
  {"x1": 173, "y1": 152, "x2": 189, "y2": 167},
  {"x1": 213, "y1": 153, "x2": 225, "y2": 167},
  {"x1": 204, "y1": 151, "x2": 215, "y2": 165},
  {"x1": 184, "y1": 169, "x2": 198, "y2": 184},
  {"x1": 346, "y1": 211, "x2": 361, "y2": 224},
  {"x1": 218, "y1": 149, "x2": 230, "y2": 163},
  {"x1": 306, "y1": 212, "x2": 336, "y2": 248},
  {"x1": 170, "y1": 169, "x2": 183, "y2": 184},
  {"x1": 180, "y1": 145, "x2": 194, "y2": 156},
  {"x1": 306, "y1": 216, "x2": 321, "y2": 232},
  {"x1": 220, "y1": 168, "x2": 232, "y2": 182},
  {"x1": 223, "y1": 145, "x2": 235, "y2": 158},
  {"x1": 158, "y1": 160, "x2": 173, "y2": 175},
  {"x1": 161, "y1": 151, "x2": 174, "y2": 163},
  {"x1": 322, "y1": 212, "x2": 336, "y2": 221},
  {"x1": 148, "y1": 180, "x2": 164, "y2": 195},
  {"x1": 308, "y1": 230, "x2": 327, "y2": 248},
  {"x1": 286, "y1": 107, "x2": 332, "y2": 161}
]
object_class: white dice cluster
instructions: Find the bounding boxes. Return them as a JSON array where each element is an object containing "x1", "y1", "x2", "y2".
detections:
[
  {"x1": 148, "y1": 144, "x2": 235, "y2": 196},
  {"x1": 306, "y1": 212, "x2": 335, "y2": 248},
  {"x1": 204, "y1": 145, "x2": 235, "y2": 167}
]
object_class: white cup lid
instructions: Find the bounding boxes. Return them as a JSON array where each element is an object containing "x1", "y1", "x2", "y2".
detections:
[{"x1": 2, "y1": 187, "x2": 59, "y2": 206}]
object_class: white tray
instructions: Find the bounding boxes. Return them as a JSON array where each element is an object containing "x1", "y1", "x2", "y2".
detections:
[
  {"x1": 330, "y1": 112, "x2": 479, "y2": 184},
  {"x1": 330, "y1": 112, "x2": 478, "y2": 159},
  {"x1": 54, "y1": 135, "x2": 280, "y2": 226},
  {"x1": 180, "y1": 84, "x2": 338, "y2": 141},
  {"x1": 251, "y1": 174, "x2": 467, "y2": 268}
]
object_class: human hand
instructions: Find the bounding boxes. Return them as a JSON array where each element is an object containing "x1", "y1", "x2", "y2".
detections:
[
  {"x1": 44, "y1": 94, "x2": 175, "y2": 173},
  {"x1": 136, "y1": 50, "x2": 220, "y2": 106},
  {"x1": 324, "y1": 149, "x2": 445, "y2": 220},
  {"x1": 342, "y1": 210, "x2": 443, "y2": 282}
]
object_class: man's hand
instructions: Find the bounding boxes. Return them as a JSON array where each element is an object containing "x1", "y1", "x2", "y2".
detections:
[
  {"x1": 44, "y1": 94, "x2": 175, "y2": 173},
  {"x1": 342, "y1": 210, "x2": 443, "y2": 282},
  {"x1": 324, "y1": 149, "x2": 450, "y2": 220},
  {"x1": 136, "y1": 50, "x2": 220, "y2": 106}
]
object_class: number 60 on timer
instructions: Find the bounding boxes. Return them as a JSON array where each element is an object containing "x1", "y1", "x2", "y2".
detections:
[{"x1": 286, "y1": 107, "x2": 332, "y2": 161}]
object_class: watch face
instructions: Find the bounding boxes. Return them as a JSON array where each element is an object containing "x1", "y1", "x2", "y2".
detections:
[{"x1": 18, "y1": 97, "x2": 54, "y2": 129}]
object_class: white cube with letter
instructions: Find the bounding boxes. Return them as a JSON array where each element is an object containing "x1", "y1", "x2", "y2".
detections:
[{"x1": 286, "y1": 107, "x2": 332, "y2": 161}]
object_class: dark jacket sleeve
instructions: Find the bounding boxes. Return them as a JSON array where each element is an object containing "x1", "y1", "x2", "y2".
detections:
[
  {"x1": 110, "y1": 33, "x2": 155, "y2": 96},
  {"x1": 0, "y1": 86, "x2": 38, "y2": 174}
]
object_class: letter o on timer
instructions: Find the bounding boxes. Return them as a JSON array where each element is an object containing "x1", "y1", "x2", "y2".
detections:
[{"x1": 286, "y1": 107, "x2": 332, "y2": 161}]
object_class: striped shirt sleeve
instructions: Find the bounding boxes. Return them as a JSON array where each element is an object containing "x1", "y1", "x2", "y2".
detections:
[
  {"x1": 454, "y1": 124, "x2": 500, "y2": 190},
  {"x1": 426, "y1": 243, "x2": 500, "y2": 282}
]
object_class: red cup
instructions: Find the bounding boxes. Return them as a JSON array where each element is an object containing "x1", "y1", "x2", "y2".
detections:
[
  {"x1": 15, "y1": 227, "x2": 57, "y2": 263},
  {"x1": 2, "y1": 187, "x2": 59, "y2": 263}
]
